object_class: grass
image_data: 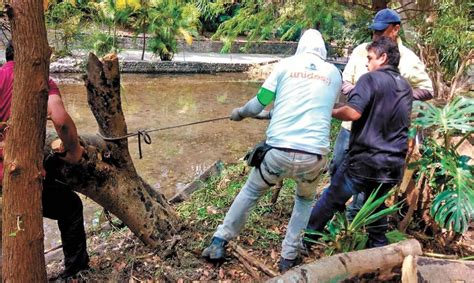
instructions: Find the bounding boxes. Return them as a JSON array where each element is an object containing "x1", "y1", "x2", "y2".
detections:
[
  {"x1": 176, "y1": 163, "x2": 300, "y2": 250},
  {"x1": 176, "y1": 118, "x2": 340, "y2": 251}
]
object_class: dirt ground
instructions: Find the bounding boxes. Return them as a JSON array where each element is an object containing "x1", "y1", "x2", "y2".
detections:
[{"x1": 46, "y1": 162, "x2": 473, "y2": 282}]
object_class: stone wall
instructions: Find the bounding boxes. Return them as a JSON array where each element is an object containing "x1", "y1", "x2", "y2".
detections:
[{"x1": 118, "y1": 35, "x2": 298, "y2": 55}]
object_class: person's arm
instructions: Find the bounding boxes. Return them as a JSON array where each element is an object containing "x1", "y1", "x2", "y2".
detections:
[
  {"x1": 332, "y1": 105, "x2": 361, "y2": 121},
  {"x1": 335, "y1": 72, "x2": 374, "y2": 121},
  {"x1": 47, "y1": 94, "x2": 84, "y2": 164},
  {"x1": 412, "y1": 88, "x2": 433, "y2": 101},
  {"x1": 230, "y1": 96, "x2": 266, "y2": 121},
  {"x1": 403, "y1": 48, "x2": 434, "y2": 101},
  {"x1": 230, "y1": 62, "x2": 280, "y2": 121},
  {"x1": 341, "y1": 81, "x2": 355, "y2": 96}
]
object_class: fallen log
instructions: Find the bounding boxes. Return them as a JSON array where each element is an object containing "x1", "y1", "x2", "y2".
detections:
[
  {"x1": 169, "y1": 160, "x2": 224, "y2": 203},
  {"x1": 267, "y1": 239, "x2": 422, "y2": 282},
  {"x1": 417, "y1": 256, "x2": 474, "y2": 282}
]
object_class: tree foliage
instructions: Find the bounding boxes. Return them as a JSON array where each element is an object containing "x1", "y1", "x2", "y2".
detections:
[
  {"x1": 45, "y1": 1, "x2": 83, "y2": 56},
  {"x1": 406, "y1": 0, "x2": 473, "y2": 99}
]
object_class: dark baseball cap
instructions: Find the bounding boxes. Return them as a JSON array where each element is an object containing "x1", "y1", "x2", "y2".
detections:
[{"x1": 369, "y1": 9, "x2": 401, "y2": 31}]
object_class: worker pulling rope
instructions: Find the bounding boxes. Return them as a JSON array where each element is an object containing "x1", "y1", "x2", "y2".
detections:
[{"x1": 96, "y1": 116, "x2": 230, "y2": 159}]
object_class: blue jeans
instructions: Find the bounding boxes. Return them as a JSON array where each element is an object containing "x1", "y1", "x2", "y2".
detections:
[
  {"x1": 307, "y1": 160, "x2": 395, "y2": 247},
  {"x1": 214, "y1": 148, "x2": 326, "y2": 259},
  {"x1": 329, "y1": 127, "x2": 365, "y2": 221}
]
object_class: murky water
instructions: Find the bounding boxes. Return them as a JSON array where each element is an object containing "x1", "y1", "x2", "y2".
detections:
[{"x1": 43, "y1": 73, "x2": 267, "y2": 250}]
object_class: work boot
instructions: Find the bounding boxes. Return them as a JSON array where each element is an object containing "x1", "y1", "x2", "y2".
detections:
[
  {"x1": 278, "y1": 256, "x2": 303, "y2": 273},
  {"x1": 201, "y1": 237, "x2": 228, "y2": 262}
]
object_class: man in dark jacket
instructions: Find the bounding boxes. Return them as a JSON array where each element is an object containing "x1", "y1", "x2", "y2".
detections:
[{"x1": 306, "y1": 36, "x2": 413, "y2": 248}]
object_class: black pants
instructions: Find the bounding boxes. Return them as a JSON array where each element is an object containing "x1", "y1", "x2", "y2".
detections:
[
  {"x1": 307, "y1": 160, "x2": 395, "y2": 247},
  {"x1": 42, "y1": 178, "x2": 89, "y2": 274}
]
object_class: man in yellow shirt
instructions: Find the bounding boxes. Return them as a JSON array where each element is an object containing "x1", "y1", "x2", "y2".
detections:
[{"x1": 327, "y1": 8, "x2": 434, "y2": 221}]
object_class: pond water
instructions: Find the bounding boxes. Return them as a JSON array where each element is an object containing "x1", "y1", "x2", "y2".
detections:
[{"x1": 43, "y1": 73, "x2": 267, "y2": 250}]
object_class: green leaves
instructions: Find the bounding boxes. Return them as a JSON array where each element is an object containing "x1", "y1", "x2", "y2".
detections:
[
  {"x1": 431, "y1": 185, "x2": 474, "y2": 234},
  {"x1": 305, "y1": 188, "x2": 402, "y2": 256},
  {"x1": 411, "y1": 97, "x2": 473, "y2": 233},
  {"x1": 413, "y1": 97, "x2": 474, "y2": 134},
  {"x1": 430, "y1": 160, "x2": 474, "y2": 233}
]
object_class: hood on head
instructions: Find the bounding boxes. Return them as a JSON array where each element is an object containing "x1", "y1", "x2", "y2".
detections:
[{"x1": 295, "y1": 29, "x2": 327, "y2": 60}]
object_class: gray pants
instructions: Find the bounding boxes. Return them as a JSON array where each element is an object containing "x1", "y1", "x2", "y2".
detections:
[{"x1": 214, "y1": 148, "x2": 326, "y2": 260}]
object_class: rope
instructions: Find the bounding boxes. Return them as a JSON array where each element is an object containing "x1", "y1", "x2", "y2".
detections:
[{"x1": 96, "y1": 116, "x2": 230, "y2": 159}]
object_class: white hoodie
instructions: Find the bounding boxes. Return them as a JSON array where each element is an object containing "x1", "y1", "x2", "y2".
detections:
[{"x1": 263, "y1": 29, "x2": 342, "y2": 155}]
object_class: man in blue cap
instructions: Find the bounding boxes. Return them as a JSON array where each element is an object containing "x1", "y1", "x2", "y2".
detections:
[{"x1": 311, "y1": 8, "x2": 433, "y2": 228}]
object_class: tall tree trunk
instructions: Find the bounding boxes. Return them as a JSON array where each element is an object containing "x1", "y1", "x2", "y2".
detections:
[
  {"x1": 43, "y1": 53, "x2": 179, "y2": 249},
  {"x1": 141, "y1": 23, "x2": 146, "y2": 61},
  {"x1": 372, "y1": 0, "x2": 388, "y2": 11},
  {"x1": 2, "y1": 1, "x2": 51, "y2": 281}
]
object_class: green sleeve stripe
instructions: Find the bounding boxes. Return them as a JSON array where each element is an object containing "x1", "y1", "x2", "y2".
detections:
[{"x1": 257, "y1": 87, "x2": 275, "y2": 106}]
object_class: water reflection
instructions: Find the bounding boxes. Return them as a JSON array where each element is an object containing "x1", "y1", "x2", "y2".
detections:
[{"x1": 44, "y1": 73, "x2": 267, "y2": 249}]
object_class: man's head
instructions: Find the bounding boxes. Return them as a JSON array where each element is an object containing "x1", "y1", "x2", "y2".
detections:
[
  {"x1": 366, "y1": 36, "x2": 400, "y2": 71},
  {"x1": 369, "y1": 9, "x2": 401, "y2": 42},
  {"x1": 5, "y1": 41, "x2": 14, "y2": 61},
  {"x1": 295, "y1": 29, "x2": 327, "y2": 60}
]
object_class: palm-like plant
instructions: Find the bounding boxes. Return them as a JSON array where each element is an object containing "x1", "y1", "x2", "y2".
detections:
[
  {"x1": 305, "y1": 188, "x2": 403, "y2": 256},
  {"x1": 147, "y1": 1, "x2": 199, "y2": 61},
  {"x1": 411, "y1": 97, "x2": 474, "y2": 233},
  {"x1": 89, "y1": 0, "x2": 132, "y2": 54}
]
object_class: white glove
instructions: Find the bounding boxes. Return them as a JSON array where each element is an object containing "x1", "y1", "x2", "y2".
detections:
[
  {"x1": 230, "y1": 108, "x2": 244, "y2": 121},
  {"x1": 254, "y1": 110, "x2": 271, "y2": 120}
]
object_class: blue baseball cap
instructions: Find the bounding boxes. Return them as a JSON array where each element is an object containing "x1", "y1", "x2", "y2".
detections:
[{"x1": 369, "y1": 9, "x2": 401, "y2": 31}]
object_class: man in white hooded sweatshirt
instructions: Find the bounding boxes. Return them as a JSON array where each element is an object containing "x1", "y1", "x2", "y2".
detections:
[{"x1": 202, "y1": 29, "x2": 342, "y2": 273}]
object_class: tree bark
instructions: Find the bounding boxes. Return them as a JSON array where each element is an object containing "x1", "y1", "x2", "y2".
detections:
[
  {"x1": 2, "y1": 1, "x2": 50, "y2": 281},
  {"x1": 267, "y1": 239, "x2": 423, "y2": 282},
  {"x1": 417, "y1": 256, "x2": 474, "y2": 282},
  {"x1": 43, "y1": 53, "x2": 179, "y2": 250}
]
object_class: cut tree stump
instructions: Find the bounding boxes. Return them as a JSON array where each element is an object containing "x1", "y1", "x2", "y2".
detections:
[
  {"x1": 42, "y1": 53, "x2": 179, "y2": 250},
  {"x1": 267, "y1": 239, "x2": 422, "y2": 282}
]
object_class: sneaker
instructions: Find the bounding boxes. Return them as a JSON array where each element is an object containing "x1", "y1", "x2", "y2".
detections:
[
  {"x1": 278, "y1": 256, "x2": 303, "y2": 273},
  {"x1": 201, "y1": 237, "x2": 228, "y2": 262}
]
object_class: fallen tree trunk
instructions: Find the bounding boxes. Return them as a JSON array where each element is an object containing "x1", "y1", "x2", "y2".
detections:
[
  {"x1": 267, "y1": 239, "x2": 422, "y2": 282},
  {"x1": 43, "y1": 53, "x2": 178, "y2": 250},
  {"x1": 417, "y1": 256, "x2": 474, "y2": 282}
]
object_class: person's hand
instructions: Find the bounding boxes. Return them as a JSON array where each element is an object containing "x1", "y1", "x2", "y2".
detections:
[
  {"x1": 60, "y1": 145, "x2": 85, "y2": 164},
  {"x1": 253, "y1": 110, "x2": 271, "y2": 120},
  {"x1": 230, "y1": 108, "x2": 244, "y2": 121}
]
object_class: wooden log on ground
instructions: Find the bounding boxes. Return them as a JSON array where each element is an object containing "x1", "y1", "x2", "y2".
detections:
[
  {"x1": 417, "y1": 256, "x2": 474, "y2": 282},
  {"x1": 267, "y1": 239, "x2": 422, "y2": 282},
  {"x1": 169, "y1": 160, "x2": 224, "y2": 203}
]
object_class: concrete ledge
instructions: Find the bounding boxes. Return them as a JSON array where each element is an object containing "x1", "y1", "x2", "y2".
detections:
[
  {"x1": 39, "y1": 58, "x2": 257, "y2": 74},
  {"x1": 120, "y1": 60, "x2": 251, "y2": 73}
]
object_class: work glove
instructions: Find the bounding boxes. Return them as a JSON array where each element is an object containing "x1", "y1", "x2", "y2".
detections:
[
  {"x1": 254, "y1": 110, "x2": 271, "y2": 120},
  {"x1": 230, "y1": 108, "x2": 244, "y2": 121}
]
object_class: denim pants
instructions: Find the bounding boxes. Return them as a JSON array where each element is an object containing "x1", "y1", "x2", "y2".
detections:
[
  {"x1": 214, "y1": 148, "x2": 326, "y2": 260},
  {"x1": 328, "y1": 127, "x2": 365, "y2": 221},
  {"x1": 307, "y1": 160, "x2": 395, "y2": 247}
]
